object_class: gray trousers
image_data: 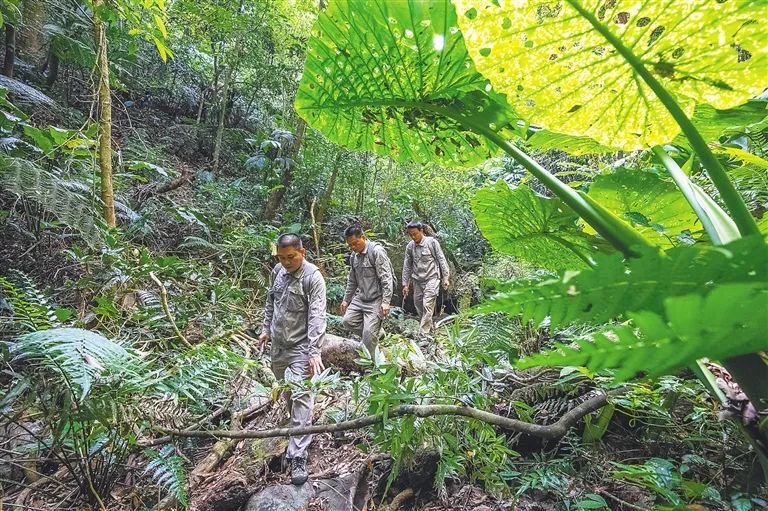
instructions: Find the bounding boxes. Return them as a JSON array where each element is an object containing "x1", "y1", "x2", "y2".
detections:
[
  {"x1": 271, "y1": 345, "x2": 313, "y2": 459},
  {"x1": 413, "y1": 278, "x2": 440, "y2": 337},
  {"x1": 342, "y1": 296, "x2": 382, "y2": 353}
]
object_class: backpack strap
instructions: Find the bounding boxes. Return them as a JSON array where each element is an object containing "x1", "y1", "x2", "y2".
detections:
[{"x1": 301, "y1": 264, "x2": 320, "y2": 306}]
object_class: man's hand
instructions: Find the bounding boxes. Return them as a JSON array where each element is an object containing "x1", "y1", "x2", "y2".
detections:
[
  {"x1": 258, "y1": 332, "x2": 269, "y2": 356},
  {"x1": 340, "y1": 301, "x2": 348, "y2": 315},
  {"x1": 381, "y1": 303, "x2": 391, "y2": 317},
  {"x1": 402, "y1": 285, "x2": 409, "y2": 297},
  {"x1": 442, "y1": 280, "x2": 449, "y2": 291},
  {"x1": 308, "y1": 354, "x2": 325, "y2": 377}
]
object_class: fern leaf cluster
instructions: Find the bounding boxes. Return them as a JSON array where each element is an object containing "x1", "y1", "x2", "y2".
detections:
[
  {"x1": 144, "y1": 445, "x2": 189, "y2": 508},
  {"x1": 477, "y1": 235, "x2": 766, "y2": 328},
  {"x1": 8, "y1": 327, "x2": 151, "y2": 401},
  {"x1": 0, "y1": 155, "x2": 105, "y2": 247},
  {"x1": 519, "y1": 283, "x2": 768, "y2": 381},
  {"x1": 0, "y1": 270, "x2": 59, "y2": 336}
]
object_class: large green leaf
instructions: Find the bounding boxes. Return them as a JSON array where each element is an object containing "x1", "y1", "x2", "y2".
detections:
[
  {"x1": 525, "y1": 129, "x2": 616, "y2": 155},
  {"x1": 8, "y1": 328, "x2": 149, "y2": 402},
  {"x1": 472, "y1": 181, "x2": 603, "y2": 271},
  {"x1": 518, "y1": 283, "x2": 768, "y2": 381},
  {"x1": 295, "y1": 0, "x2": 519, "y2": 167},
  {"x1": 673, "y1": 100, "x2": 768, "y2": 149},
  {"x1": 476, "y1": 235, "x2": 768, "y2": 328},
  {"x1": 454, "y1": 0, "x2": 766, "y2": 150},
  {"x1": 586, "y1": 169, "x2": 700, "y2": 247}
]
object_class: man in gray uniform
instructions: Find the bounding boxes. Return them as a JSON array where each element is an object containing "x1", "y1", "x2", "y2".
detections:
[
  {"x1": 259, "y1": 233, "x2": 326, "y2": 485},
  {"x1": 341, "y1": 225, "x2": 394, "y2": 354},
  {"x1": 402, "y1": 221, "x2": 450, "y2": 339}
]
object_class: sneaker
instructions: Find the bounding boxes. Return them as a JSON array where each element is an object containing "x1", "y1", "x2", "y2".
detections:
[{"x1": 290, "y1": 456, "x2": 308, "y2": 485}]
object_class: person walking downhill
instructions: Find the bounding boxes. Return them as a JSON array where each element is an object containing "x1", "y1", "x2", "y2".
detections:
[
  {"x1": 340, "y1": 225, "x2": 394, "y2": 355},
  {"x1": 259, "y1": 233, "x2": 327, "y2": 485},
  {"x1": 402, "y1": 221, "x2": 450, "y2": 340}
]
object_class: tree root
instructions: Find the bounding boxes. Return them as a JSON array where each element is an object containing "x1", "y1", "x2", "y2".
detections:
[{"x1": 387, "y1": 488, "x2": 414, "y2": 511}]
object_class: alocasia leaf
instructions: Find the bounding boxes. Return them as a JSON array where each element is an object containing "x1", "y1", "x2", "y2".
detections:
[{"x1": 454, "y1": 0, "x2": 766, "y2": 150}]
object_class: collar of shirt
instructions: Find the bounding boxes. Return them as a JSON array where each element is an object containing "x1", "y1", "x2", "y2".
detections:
[{"x1": 285, "y1": 260, "x2": 307, "y2": 279}]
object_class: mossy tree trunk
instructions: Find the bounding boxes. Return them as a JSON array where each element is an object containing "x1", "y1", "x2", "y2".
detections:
[{"x1": 93, "y1": 0, "x2": 116, "y2": 227}]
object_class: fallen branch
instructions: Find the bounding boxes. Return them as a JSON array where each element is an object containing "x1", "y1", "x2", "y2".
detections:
[
  {"x1": 158, "y1": 388, "x2": 625, "y2": 441},
  {"x1": 149, "y1": 272, "x2": 192, "y2": 348}
]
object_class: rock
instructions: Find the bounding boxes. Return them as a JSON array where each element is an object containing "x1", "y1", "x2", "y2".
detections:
[
  {"x1": 321, "y1": 334, "x2": 365, "y2": 373},
  {"x1": 313, "y1": 469, "x2": 370, "y2": 511},
  {"x1": 244, "y1": 483, "x2": 315, "y2": 511}
]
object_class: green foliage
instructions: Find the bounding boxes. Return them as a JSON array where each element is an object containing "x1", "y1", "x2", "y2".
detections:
[
  {"x1": 144, "y1": 445, "x2": 189, "y2": 508},
  {"x1": 0, "y1": 270, "x2": 60, "y2": 336},
  {"x1": 8, "y1": 327, "x2": 151, "y2": 402},
  {"x1": 0, "y1": 155, "x2": 106, "y2": 247},
  {"x1": 478, "y1": 235, "x2": 766, "y2": 328},
  {"x1": 520, "y1": 282, "x2": 767, "y2": 381},
  {"x1": 295, "y1": 0, "x2": 520, "y2": 168},
  {"x1": 454, "y1": 0, "x2": 766, "y2": 150},
  {"x1": 472, "y1": 181, "x2": 604, "y2": 271},
  {"x1": 586, "y1": 169, "x2": 700, "y2": 247}
]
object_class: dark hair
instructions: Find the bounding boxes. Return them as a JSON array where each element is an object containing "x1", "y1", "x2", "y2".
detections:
[
  {"x1": 405, "y1": 220, "x2": 424, "y2": 231},
  {"x1": 276, "y1": 233, "x2": 303, "y2": 249},
  {"x1": 344, "y1": 225, "x2": 365, "y2": 239}
]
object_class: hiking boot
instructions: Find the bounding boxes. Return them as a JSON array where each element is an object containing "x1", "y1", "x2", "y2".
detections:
[{"x1": 290, "y1": 456, "x2": 308, "y2": 485}]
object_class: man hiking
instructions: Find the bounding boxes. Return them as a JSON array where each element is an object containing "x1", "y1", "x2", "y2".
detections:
[
  {"x1": 402, "y1": 221, "x2": 450, "y2": 340},
  {"x1": 340, "y1": 225, "x2": 394, "y2": 354},
  {"x1": 259, "y1": 233, "x2": 326, "y2": 485}
]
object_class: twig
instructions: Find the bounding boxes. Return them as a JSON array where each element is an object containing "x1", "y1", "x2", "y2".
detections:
[
  {"x1": 149, "y1": 272, "x2": 192, "y2": 348},
  {"x1": 158, "y1": 389, "x2": 626, "y2": 440},
  {"x1": 598, "y1": 488, "x2": 647, "y2": 511}
]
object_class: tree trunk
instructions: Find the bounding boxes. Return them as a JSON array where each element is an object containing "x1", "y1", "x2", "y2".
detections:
[
  {"x1": 43, "y1": 50, "x2": 59, "y2": 86},
  {"x1": 317, "y1": 149, "x2": 343, "y2": 225},
  {"x1": 93, "y1": 0, "x2": 116, "y2": 227},
  {"x1": 195, "y1": 83, "x2": 206, "y2": 125},
  {"x1": 212, "y1": 64, "x2": 233, "y2": 173},
  {"x1": 263, "y1": 118, "x2": 306, "y2": 221},
  {"x1": 19, "y1": 0, "x2": 44, "y2": 57},
  {"x1": 3, "y1": 25, "x2": 16, "y2": 78}
]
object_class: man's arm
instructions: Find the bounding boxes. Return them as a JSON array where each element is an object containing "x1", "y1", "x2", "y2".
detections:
[
  {"x1": 342, "y1": 255, "x2": 358, "y2": 304},
  {"x1": 261, "y1": 268, "x2": 278, "y2": 335},
  {"x1": 375, "y1": 247, "x2": 394, "y2": 305},
  {"x1": 433, "y1": 238, "x2": 450, "y2": 284},
  {"x1": 306, "y1": 270, "x2": 328, "y2": 359},
  {"x1": 402, "y1": 242, "x2": 413, "y2": 287}
]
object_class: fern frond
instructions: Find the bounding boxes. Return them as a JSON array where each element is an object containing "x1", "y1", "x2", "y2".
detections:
[
  {"x1": 519, "y1": 283, "x2": 768, "y2": 381},
  {"x1": 177, "y1": 236, "x2": 220, "y2": 252},
  {"x1": 156, "y1": 345, "x2": 250, "y2": 408},
  {"x1": 136, "y1": 290, "x2": 161, "y2": 308},
  {"x1": 8, "y1": 328, "x2": 150, "y2": 401},
  {"x1": 144, "y1": 445, "x2": 189, "y2": 508},
  {"x1": 0, "y1": 155, "x2": 105, "y2": 247},
  {"x1": 477, "y1": 235, "x2": 767, "y2": 328},
  {"x1": 0, "y1": 272, "x2": 57, "y2": 336},
  {"x1": 115, "y1": 200, "x2": 139, "y2": 222}
]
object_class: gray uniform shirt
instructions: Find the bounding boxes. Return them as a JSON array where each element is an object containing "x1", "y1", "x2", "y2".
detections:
[
  {"x1": 344, "y1": 241, "x2": 394, "y2": 305},
  {"x1": 261, "y1": 260, "x2": 326, "y2": 357},
  {"x1": 402, "y1": 236, "x2": 450, "y2": 286}
]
